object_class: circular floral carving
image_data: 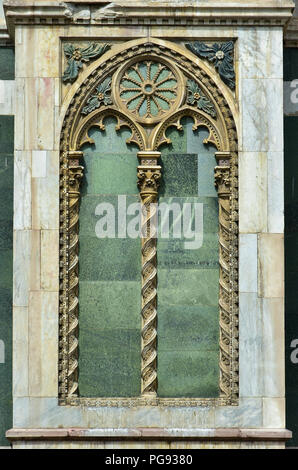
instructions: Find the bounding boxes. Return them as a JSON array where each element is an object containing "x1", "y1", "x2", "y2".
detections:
[{"x1": 118, "y1": 60, "x2": 179, "y2": 123}]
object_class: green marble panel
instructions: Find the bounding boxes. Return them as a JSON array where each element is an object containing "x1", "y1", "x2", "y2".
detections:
[
  {"x1": 158, "y1": 268, "x2": 219, "y2": 309},
  {"x1": 0, "y1": 220, "x2": 13, "y2": 250},
  {"x1": 158, "y1": 350, "x2": 219, "y2": 398},
  {"x1": 158, "y1": 304, "x2": 219, "y2": 352},
  {"x1": 0, "y1": 47, "x2": 15, "y2": 80},
  {"x1": 159, "y1": 154, "x2": 197, "y2": 197},
  {"x1": 159, "y1": 125, "x2": 187, "y2": 155},
  {"x1": 0, "y1": 117, "x2": 14, "y2": 154},
  {"x1": 79, "y1": 119, "x2": 141, "y2": 398},
  {"x1": 81, "y1": 152, "x2": 138, "y2": 195},
  {"x1": 79, "y1": 281, "x2": 141, "y2": 330},
  {"x1": 79, "y1": 327, "x2": 141, "y2": 397},
  {"x1": 79, "y1": 236, "x2": 141, "y2": 282},
  {"x1": 0, "y1": 117, "x2": 13, "y2": 445},
  {"x1": 157, "y1": 118, "x2": 219, "y2": 398},
  {"x1": 79, "y1": 194, "x2": 140, "y2": 238},
  {"x1": 0, "y1": 250, "x2": 13, "y2": 290}
]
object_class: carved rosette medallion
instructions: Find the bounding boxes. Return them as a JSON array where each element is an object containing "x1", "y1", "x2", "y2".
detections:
[{"x1": 113, "y1": 58, "x2": 185, "y2": 125}]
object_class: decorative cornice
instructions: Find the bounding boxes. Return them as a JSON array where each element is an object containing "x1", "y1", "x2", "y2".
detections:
[
  {"x1": 3, "y1": 1, "x2": 295, "y2": 38},
  {"x1": 285, "y1": 4, "x2": 298, "y2": 46}
]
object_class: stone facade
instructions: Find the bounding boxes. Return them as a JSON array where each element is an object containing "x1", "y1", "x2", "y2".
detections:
[{"x1": 0, "y1": 0, "x2": 295, "y2": 449}]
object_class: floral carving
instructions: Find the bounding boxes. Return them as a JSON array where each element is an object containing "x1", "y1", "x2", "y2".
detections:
[
  {"x1": 185, "y1": 41, "x2": 235, "y2": 90},
  {"x1": 81, "y1": 77, "x2": 113, "y2": 115},
  {"x1": 137, "y1": 168, "x2": 161, "y2": 194},
  {"x1": 62, "y1": 43, "x2": 111, "y2": 83},
  {"x1": 186, "y1": 79, "x2": 217, "y2": 118}
]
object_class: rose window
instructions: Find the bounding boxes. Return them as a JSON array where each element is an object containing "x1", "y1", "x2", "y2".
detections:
[{"x1": 119, "y1": 61, "x2": 178, "y2": 122}]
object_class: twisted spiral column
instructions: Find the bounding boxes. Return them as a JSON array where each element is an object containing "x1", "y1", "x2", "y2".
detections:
[
  {"x1": 66, "y1": 151, "x2": 84, "y2": 397},
  {"x1": 137, "y1": 151, "x2": 161, "y2": 397},
  {"x1": 214, "y1": 152, "x2": 232, "y2": 399}
]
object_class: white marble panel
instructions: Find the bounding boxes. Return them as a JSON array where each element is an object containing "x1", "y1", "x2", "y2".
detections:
[
  {"x1": 32, "y1": 151, "x2": 59, "y2": 230},
  {"x1": 239, "y1": 293, "x2": 263, "y2": 397},
  {"x1": 40, "y1": 230, "x2": 59, "y2": 291},
  {"x1": 15, "y1": 26, "x2": 63, "y2": 78},
  {"x1": 263, "y1": 398, "x2": 285, "y2": 428},
  {"x1": 239, "y1": 152, "x2": 267, "y2": 233},
  {"x1": 10, "y1": 396, "x2": 267, "y2": 430},
  {"x1": 14, "y1": 151, "x2": 31, "y2": 230},
  {"x1": 28, "y1": 292, "x2": 58, "y2": 397},
  {"x1": 267, "y1": 151, "x2": 284, "y2": 233},
  {"x1": 239, "y1": 234, "x2": 258, "y2": 292},
  {"x1": 237, "y1": 27, "x2": 283, "y2": 79},
  {"x1": 262, "y1": 298, "x2": 285, "y2": 397},
  {"x1": 214, "y1": 398, "x2": 263, "y2": 428},
  {"x1": 13, "y1": 229, "x2": 40, "y2": 306},
  {"x1": 258, "y1": 234, "x2": 284, "y2": 298},
  {"x1": 14, "y1": 79, "x2": 25, "y2": 151},
  {"x1": 0, "y1": 81, "x2": 15, "y2": 115},
  {"x1": 13, "y1": 230, "x2": 31, "y2": 307},
  {"x1": 32, "y1": 150, "x2": 47, "y2": 178},
  {"x1": 241, "y1": 79, "x2": 283, "y2": 152},
  {"x1": 13, "y1": 306, "x2": 28, "y2": 398},
  {"x1": 24, "y1": 78, "x2": 55, "y2": 150}
]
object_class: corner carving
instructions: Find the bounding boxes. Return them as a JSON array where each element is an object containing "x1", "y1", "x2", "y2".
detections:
[
  {"x1": 185, "y1": 41, "x2": 235, "y2": 90},
  {"x1": 62, "y1": 43, "x2": 111, "y2": 83}
]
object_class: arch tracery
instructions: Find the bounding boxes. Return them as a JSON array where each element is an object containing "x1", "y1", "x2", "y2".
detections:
[{"x1": 59, "y1": 38, "x2": 239, "y2": 407}]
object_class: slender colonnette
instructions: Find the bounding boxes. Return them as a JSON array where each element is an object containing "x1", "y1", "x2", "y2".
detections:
[
  {"x1": 214, "y1": 151, "x2": 233, "y2": 398},
  {"x1": 137, "y1": 151, "x2": 162, "y2": 396},
  {"x1": 65, "y1": 151, "x2": 84, "y2": 398}
]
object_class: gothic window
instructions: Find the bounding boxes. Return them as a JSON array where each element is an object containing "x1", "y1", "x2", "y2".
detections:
[{"x1": 59, "y1": 40, "x2": 238, "y2": 407}]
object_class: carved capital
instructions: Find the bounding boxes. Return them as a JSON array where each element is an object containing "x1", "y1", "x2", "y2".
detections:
[
  {"x1": 68, "y1": 151, "x2": 84, "y2": 195},
  {"x1": 68, "y1": 166, "x2": 84, "y2": 193},
  {"x1": 137, "y1": 167, "x2": 161, "y2": 196},
  {"x1": 214, "y1": 166, "x2": 230, "y2": 196}
]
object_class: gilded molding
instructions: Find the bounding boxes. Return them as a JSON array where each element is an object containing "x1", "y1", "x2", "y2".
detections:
[
  {"x1": 185, "y1": 41, "x2": 235, "y2": 90},
  {"x1": 59, "y1": 38, "x2": 239, "y2": 407}
]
